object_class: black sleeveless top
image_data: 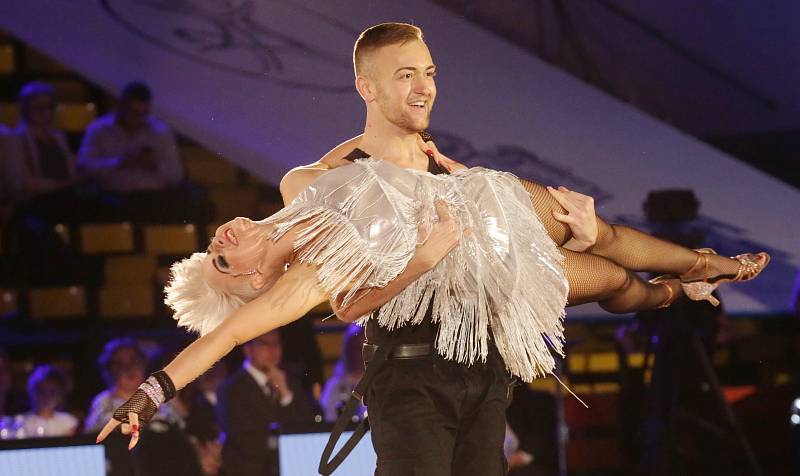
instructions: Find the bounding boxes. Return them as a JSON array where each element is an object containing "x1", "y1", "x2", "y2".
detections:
[{"x1": 342, "y1": 147, "x2": 449, "y2": 345}]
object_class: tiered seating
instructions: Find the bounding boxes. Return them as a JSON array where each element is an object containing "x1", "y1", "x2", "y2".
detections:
[
  {"x1": 79, "y1": 222, "x2": 135, "y2": 254},
  {"x1": 104, "y1": 255, "x2": 157, "y2": 285},
  {"x1": 23, "y1": 47, "x2": 69, "y2": 73},
  {"x1": 0, "y1": 44, "x2": 14, "y2": 74},
  {"x1": 0, "y1": 101, "x2": 97, "y2": 130},
  {"x1": 99, "y1": 286, "x2": 154, "y2": 318},
  {"x1": 143, "y1": 224, "x2": 198, "y2": 255},
  {"x1": 0, "y1": 289, "x2": 17, "y2": 316},
  {"x1": 50, "y1": 78, "x2": 90, "y2": 102},
  {"x1": 0, "y1": 102, "x2": 18, "y2": 125},
  {"x1": 29, "y1": 286, "x2": 87, "y2": 319},
  {"x1": 57, "y1": 102, "x2": 97, "y2": 132},
  {"x1": 209, "y1": 185, "x2": 260, "y2": 221},
  {"x1": 183, "y1": 146, "x2": 240, "y2": 185}
]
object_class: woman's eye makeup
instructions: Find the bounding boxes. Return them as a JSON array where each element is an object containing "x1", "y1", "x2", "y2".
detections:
[{"x1": 216, "y1": 255, "x2": 230, "y2": 269}]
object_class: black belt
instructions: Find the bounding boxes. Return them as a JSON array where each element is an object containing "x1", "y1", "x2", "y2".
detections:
[{"x1": 362, "y1": 342, "x2": 433, "y2": 363}]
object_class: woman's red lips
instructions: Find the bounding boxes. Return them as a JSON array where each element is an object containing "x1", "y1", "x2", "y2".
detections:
[{"x1": 223, "y1": 227, "x2": 238, "y2": 246}]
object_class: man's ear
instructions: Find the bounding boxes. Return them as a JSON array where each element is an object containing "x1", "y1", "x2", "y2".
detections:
[{"x1": 356, "y1": 75, "x2": 375, "y2": 102}]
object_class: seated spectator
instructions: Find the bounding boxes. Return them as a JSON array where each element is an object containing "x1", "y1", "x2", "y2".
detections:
[
  {"x1": 2, "y1": 81, "x2": 77, "y2": 203},
  {"x1": 217, "y1": 330, "x2": 313, "y2": 476},
  {"x1": 16, "y1": 364, "x2": 78, "y2": 437},
  {"x1": 0, "y1": 82, "x2": 85, "y2": 285},
  {"x1": 77, "y1": 81, "x2": 211, "y2": 223},
  {"x1": 184, "y1": 362, "x2": 227, "y2": 442},
  {"x1": 84, "y1": 338, "x2": 150, "y2": 433},
  {"x1": 78, "y1": 81, "x2": 181, "y2": 194},
  {"x1": 180, "y1": 364, "x2": 228, "y2": 476},
  {"x1": 319, "y1": 324, "x2": 365, "y2": 423}
]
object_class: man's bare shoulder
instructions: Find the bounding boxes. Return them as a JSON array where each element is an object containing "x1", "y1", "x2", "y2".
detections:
[{"x1": 279, "y1": 163, "x2": 331, "y2": 205}]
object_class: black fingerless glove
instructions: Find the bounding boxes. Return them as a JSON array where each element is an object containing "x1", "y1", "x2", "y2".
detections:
[{"x1": 112, "y1": 370, "x2": 176, "y2": 424}]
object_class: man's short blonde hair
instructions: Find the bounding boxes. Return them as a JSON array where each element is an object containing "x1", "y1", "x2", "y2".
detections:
[{"x1": 353, "y1": 22, "x2": 424, "y2": 76}]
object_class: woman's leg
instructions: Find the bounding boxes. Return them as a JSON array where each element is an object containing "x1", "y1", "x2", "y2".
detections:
[
  {"x1": 561, "y1": 249, "x2": 681, "y2": 313},
  {"x1": 519, "y1": 178, "x2": 745, "y2": 280}
]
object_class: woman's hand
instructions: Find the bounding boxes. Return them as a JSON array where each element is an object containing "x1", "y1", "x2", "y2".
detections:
[
  {"x1": 546, "y1": 186, "x2": 598, "y2": 252},
  {"x1": 96, "y1": 372, "x2": 174, "y2": 449},
  {"x1": 95, "y1": 399, "x2": 147, "y2": 450},
  {"x1": 416, "y1": 135, "x2": 467, "y2": 173}
]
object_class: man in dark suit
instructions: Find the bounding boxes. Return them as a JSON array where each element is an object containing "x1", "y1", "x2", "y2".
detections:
[{"x1": 217, "y1": 330, "x2": 314, "y2": 476}]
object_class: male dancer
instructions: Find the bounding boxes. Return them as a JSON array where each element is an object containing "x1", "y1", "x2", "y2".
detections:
[{"x1": 282, "y1": 23, "x2": 600, "y2": 475}]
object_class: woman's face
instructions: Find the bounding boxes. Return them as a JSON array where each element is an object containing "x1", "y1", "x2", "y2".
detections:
[
  {"x1": 32, "y1": 379, "x2": 65, "y2": 412},
  {"x1": 203, "y1": 217, "x2": 268, "y2": 291},
  {"x1": 110, "y1": 347, "x2": 146, "y2": 393}
]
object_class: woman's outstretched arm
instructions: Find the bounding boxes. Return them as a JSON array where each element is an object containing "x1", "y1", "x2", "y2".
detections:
[{"x1": 96, "y1": 262, "x2": 328, "y2": 447}]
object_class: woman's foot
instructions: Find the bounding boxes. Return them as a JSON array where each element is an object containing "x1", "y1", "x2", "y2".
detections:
[
  {"x1": 648, "y1": 276, "x2": 684, "y2": 309},
  {"x1": 679, "y1": 249, "x2": 770, "y2": 306}
]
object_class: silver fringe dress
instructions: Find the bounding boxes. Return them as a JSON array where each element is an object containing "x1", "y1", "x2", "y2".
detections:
[{"x1": 266, "y1": 158, "x2": 568, "y2": 382}]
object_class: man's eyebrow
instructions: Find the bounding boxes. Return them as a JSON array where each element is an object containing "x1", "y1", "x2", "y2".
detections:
[{"x1": 393, "y1": 65, "x2": 436, "y2": 75}]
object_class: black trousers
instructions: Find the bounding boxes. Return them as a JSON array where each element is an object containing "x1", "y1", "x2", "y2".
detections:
[{"x1": 366, "y1": 347, "x2": 515, "y2": 476}]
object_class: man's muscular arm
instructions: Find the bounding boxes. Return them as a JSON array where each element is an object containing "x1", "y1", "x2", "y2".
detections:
[{"x1": 279, "y1": 135, "x2": 364, "y2": 205}]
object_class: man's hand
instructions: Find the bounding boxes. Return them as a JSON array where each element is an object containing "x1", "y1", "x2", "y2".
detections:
[
  {"x1": 411, "y1": 200, "x2": 470, "y2": 271},
  {"x1": 416, "y1": 135, "x2": 467, "y2": 173},
  {"x1": 546, "y1": 186, "x2": 598, "y2": 251},
  {"x1": 264, "y1": 365, "x2": 291, "y2": 401}
]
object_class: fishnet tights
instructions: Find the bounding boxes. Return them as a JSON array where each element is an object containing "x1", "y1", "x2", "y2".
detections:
[{"x1": 518, "y1": 179, "x2": 692, "y2": 312}]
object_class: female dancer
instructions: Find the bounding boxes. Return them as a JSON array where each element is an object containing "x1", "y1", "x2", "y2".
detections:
[{"x1": 96, "y1": 154, "x2": 768, "y2": 449}]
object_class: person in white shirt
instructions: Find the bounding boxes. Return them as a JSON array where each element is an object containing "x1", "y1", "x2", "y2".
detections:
[
  {"x1": 319, "y1": 324, "x2": 365, "y2": 423},
  {"x1": 77, "y1": 81, "x2": 182, "y2": 193},
  {"x1": 216, "y1": 330, "x2": 314, "y2": 476},
  {"x1": 16, "y1": 364, "x2": 78, "y2": 438}
]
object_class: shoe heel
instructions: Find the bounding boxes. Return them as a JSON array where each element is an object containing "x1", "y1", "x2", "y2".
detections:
[{"x1": 681, "y1": 281, "x2": 720, "y2": 307}]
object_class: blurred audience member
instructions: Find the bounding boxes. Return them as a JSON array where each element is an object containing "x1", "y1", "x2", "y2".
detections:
[
  {"x1": 181, "y1": 364, "x2": 228, "y2": 476},
  {"x1": 280, "y1": 317, "x2": 325, "y2": 400},
  {"x1": 504, "y1": 423, "x2": 534, "y2": 475},
  {"x1": 16, "y1": 364, "x2": 78, "y2": 437},
  {"x1": 77, "y1": 81, "x2": 211, "y2": 223},
  {"x1": 0, "y1": 82, "x2": 84, "y2": 285},
  {"x1": 217, "y1": 330, "x2": 313, "y2": 476},
  {"x1": 184, "y1": 362, "x2": 227, "y2": 442},
  {"x1": 84, "y1": 338, "x2": 149, "y2": 432},
  {"x1": 319, "y1": 324, "x2": 365, "y2": 423},
  {"x1": 2, "y1": 81, "x2": 77, "y2": 202},
  {"x1": 78, "y1": 81, "x2": 181, "y2": 194}
]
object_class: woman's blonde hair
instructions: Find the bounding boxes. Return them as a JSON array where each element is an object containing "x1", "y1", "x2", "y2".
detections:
[{"x1": 164, "y1": 252, "x2": 262, "y2": 335}]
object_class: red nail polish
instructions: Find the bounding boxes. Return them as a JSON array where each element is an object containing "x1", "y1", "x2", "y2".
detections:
[{"x1": 425, "y1": 149, "x2": 434, "y2": 158}]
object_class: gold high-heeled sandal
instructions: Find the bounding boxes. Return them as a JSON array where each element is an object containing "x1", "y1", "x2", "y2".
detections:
[
  {"x1": 679, "y1": 248, "x2": 770, "y2": 307},
  {"x1": 648, "y1": 275, "x2": 677, "y2": 309}
]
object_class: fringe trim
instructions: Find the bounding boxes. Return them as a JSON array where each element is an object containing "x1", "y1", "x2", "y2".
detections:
[{"x1": 272, "y1": 159, "x2": 568, "y2": 382}]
